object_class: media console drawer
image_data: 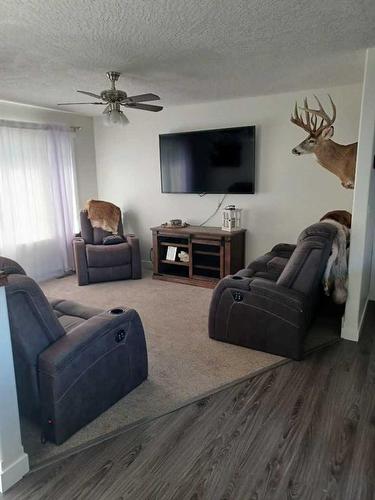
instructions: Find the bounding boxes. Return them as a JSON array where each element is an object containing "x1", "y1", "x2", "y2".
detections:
[{"x1": 150, "y1": 225, "x2": 246, "y2": 288}]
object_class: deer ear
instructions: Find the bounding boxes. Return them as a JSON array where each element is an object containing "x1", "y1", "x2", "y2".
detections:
[{"x1": 321, "y1": 126, "x2": 334, "y2": 140}]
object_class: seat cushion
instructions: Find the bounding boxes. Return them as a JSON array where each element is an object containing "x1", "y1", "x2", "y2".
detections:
[
  {"x1": 88, "y1": 264, "x2": 132, "y2": 283},
  {"x1": 234, "y1": 268, "x2": 256, "y2": 278},
  {"x1": 58, "y1": 314, "x2": 86, "y2": 333},
  {"x1": 49, "y1": 298, "x2": 103, "y2": 318},
  {"x1": 252, "y1": 270, "x2": 283, "y2": 281},
  {"x1": 86, "y1": 242, "x2": 131, "y2": 268},
  {"x1": 102, "y1": 235, "x2": 124, "y2": 245},
  {"x1": 49, "y1": 298, "x2": 104, "y2": 333},
  {"x1": 234, "y1": 267, "x2": 282, "y2": 282}
]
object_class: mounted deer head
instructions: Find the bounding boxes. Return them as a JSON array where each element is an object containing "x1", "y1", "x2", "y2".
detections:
[{"x1": 291, "y1": 95, "x2": 357, "y2": 189}]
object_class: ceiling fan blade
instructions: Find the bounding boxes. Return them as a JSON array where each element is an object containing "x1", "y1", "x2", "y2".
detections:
[
  {"x1": 77, "y1": 90, "x2": 103, "y2": 99},
  {"x1": 124, "y1": 93, "x2": 160, "y2": 103},
  {"x1": 123, "y1": 103, "x2": 163, "y2": 112},
  {"x1": 58, "y1": 102, "x2": 105, "y2": 105}
]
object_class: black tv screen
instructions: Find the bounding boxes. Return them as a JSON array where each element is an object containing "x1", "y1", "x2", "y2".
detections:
[{"x1": 159, "y1": 126, "x2": 255, "y2": 194}]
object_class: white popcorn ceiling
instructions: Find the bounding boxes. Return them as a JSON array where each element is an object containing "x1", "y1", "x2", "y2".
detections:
[{"x1": 0, "y1": 0, "x2": 374, "y2": 114}]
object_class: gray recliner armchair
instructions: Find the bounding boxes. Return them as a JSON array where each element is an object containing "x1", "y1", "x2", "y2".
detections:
[
  {"x1": 209, "y1": 223, "x2": 337, "y2": 360},
  {"x1": 73, "y1": 210, "x2": 142, "y2": 285},
  {"x1": 1, "y1": 257, "x2": 148, "y2": 445}
]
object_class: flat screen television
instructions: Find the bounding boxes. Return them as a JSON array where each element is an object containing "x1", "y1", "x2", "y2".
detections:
[{"x1": 159, "y1": 126, "x2": 255, "y2": 194}]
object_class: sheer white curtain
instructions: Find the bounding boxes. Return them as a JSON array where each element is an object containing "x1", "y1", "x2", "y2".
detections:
[{"x1": 0, "y1": 121, "x2": 78, "y2": 281}]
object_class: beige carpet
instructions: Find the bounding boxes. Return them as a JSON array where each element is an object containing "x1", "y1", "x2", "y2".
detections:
[{"x1": 22, "y1": 270, "x2": 284, "y2": 467}]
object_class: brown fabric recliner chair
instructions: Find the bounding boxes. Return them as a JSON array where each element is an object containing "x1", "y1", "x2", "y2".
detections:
[{"x1": 73, "y1": 210, "x2": 142, "y2": 285}]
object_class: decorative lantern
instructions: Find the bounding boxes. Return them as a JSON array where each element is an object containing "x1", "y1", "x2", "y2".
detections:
[{"x1": 221, "y1": 205, "x2": 242, "y2": 232}]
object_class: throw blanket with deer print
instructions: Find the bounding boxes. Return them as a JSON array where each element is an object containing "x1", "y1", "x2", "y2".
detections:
[{"x1": 85, "y1": 199, "x2": 121, "y2": 234}]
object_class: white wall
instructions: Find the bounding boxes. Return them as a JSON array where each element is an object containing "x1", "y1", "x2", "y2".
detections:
[
  {"x1": 342, "y1": 49, "x2": 375, "y2": 341},
  {"x1": 0, "y1": 101, "x2": 98, "y2": 207},
  {"x1": 94, "y1": 84, "x2": 361, "y2": 265}
]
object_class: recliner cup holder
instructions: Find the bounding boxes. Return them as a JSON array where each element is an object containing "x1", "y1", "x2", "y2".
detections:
[
  {"x1": 232, "y1": 276, "x2": 243, "y2": 280},
  {"x1": 108, "y1": 307, "x2": 125, "y2": 315}
]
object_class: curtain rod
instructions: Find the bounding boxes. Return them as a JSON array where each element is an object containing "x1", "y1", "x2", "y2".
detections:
[{"x1": 0, "y1": 119, "x2": 82, "y2": 132}]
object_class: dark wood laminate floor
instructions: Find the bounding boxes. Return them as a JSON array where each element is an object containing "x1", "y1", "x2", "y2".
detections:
[{"x1": 3, "y1": 302, "x2": 375, "y2": 500}]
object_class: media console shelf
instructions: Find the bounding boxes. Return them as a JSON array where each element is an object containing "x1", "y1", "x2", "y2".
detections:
[{"x1": 151, "y1": 225, "x2": 246, "y2": 288}]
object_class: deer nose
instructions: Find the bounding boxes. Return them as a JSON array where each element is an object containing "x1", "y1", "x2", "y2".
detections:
[{"x1": 292, "y1": 148, "x2": 300, "y2": 155}]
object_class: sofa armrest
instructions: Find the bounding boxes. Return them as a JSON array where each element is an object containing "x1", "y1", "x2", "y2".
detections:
[
  {"x1": 40, "y1": 307, "x2": 138, "y2": 374},
  {"x1": 209, "y1": 276, "x2": 305, "y2": 329},
  {"x1": 209, "y1": 275, "x2": 254, "y2": 336},
  {"x1": 125, "y1": 234, "x2": 142, "y2": 279},
  {"x1": 249, "y1": 278, "x2": 305, "y2": 312},
  {"x1": 72, "y1": 237, "x2": 88, "y2": 285},
  {"x1": 209, "y1": 276, "x2": 309, "y2": 360}
]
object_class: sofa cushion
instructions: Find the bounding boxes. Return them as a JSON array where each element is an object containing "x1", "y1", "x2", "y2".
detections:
[
  {"x1": 93, "y1": 227, "x2": 113, "y2": 245},
  {"x1": 88, "y1": 264, "x2": 132, "y2": 283},
  {"x1": 251, "y1": 270, "x2": 283, "y2": 281},
  {"x1": 86, "y1": 242, "x2": 131, "y2": 268},
  {"x1": 103, "y1": 235, "x2": 124, "y2": 245},
  {"x1": 58, "y1": 314, "x2": 86, "y2": 333},
  {"x1": 49, "y1": 298, "x2": 103, "y2": 319},
  {"x1": 270, "y1": 243, "x2": 297, "y2": 258},
  {"x1": 241, "y1": 252, "x2": 289, "y2": 282},
  {"x1": 234, "y1": 267, "x2": 281, "y2": 281},
  {"x1": 298, "y1": 222, "x2": 337, "y2": 242},
  {"x1": 80, "y1": 208, "x2": 125, "y2": 245},
  {"x1": 235, "y1": 268, "x2": 255, "y2": 278},
  {"x1": 49, "y1": 298, "x2": 104, "y2": 333},
  {"x1": 246, "y1": 253, "x2": 274, "y2": 272},
  {"x1": 277, "y1": 241, "x2": 328, "y2": 294},
  {"x1": 267, "y1": 256, "x2": 289, "y2": 273}
]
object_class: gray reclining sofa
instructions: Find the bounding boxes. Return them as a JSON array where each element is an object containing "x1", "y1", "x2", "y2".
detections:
[
  {"x1": 1, "y1": 257, "x2": 148, "y2": 444},
  {"x1": 209, "y1": 223, "x2": 338, "y2": 360}
]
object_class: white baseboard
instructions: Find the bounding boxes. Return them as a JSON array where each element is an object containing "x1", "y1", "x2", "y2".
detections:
[{"x1": 0, "y1": 452, "x2": 29, "y2": 493}]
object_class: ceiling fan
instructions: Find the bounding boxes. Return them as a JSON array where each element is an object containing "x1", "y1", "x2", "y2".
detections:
[{"x1": 58, "y1": 71, "x2": 163, "y2": 125}]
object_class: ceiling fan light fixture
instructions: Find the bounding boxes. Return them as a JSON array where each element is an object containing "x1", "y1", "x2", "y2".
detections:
[{"x1": 104, "y1": 103, "x2": 129, "y2": 127}]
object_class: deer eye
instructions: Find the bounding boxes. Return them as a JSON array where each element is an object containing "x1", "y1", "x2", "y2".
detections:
[{"x1": 308, "y1": 139, "x2": 316, "y2": 144}]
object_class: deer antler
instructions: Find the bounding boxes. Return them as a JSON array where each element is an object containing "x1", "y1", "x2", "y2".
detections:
[
  {"x1": 291, "y1": 95, "x2": 336, "y2": 136},
  {"x1": 290, "y1": 98, "x2": 314, "y2": 133}
]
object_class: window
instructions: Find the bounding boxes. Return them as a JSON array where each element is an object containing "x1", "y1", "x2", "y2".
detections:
[{"x1": 0, "y1": 122, "x2": 78, "y2": 281}]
